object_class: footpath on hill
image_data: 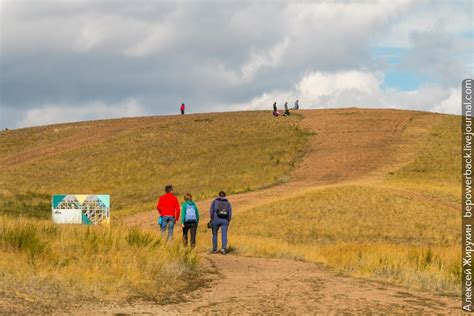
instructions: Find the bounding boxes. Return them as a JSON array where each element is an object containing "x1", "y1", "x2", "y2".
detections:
[{"x1": 73, "y1": 109, "x2": 460, "y2": 315}]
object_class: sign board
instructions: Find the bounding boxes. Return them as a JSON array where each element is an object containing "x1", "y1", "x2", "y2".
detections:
[{"x1": 52, "y1": 194, "x2": 110, "y2": 224}]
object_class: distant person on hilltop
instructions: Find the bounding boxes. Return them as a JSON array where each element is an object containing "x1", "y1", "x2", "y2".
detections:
[
  {"x1": 210, "y1": 191, "x2": 232, "y2": 255},
  {"x1": 180, "y1": 103, "x2": 185, "y2": 115},
  {"x1": 293, "y1": 99, "x2": 299, "y2": 110},
  {"x1": 283, "y1": 102, "x2": 290, "y2": 116},
  {"x1": 181, "y1": 193, "x2": 199, "y2": 248},
  {"x1": 272, "y1": 102, "x2": 280, "y2": 117},
  {"x1": 157, "y1": 185, "x2": 180, "y2": 240}
]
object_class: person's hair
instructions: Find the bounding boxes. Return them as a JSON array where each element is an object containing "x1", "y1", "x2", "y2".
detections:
[
  {"x1": 184, "y1": 193, "x2": 192, "y2": 201},
  {"x1": 165, "y1": 185, "x2": 173, "y2": 193},
  {"x1": 218, "y1": 191, "x2": 226, "y2": 197}
]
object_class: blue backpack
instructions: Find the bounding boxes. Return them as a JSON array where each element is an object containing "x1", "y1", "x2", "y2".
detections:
[{"x1": 185, "y1": 204, "x2": 197, "y2": 223}]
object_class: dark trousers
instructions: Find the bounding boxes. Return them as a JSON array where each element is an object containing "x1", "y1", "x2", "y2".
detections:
[
  {"x1": 183, "y1": 222, "x2": 197, "y2": 248},
  {"x1": 181, "y1": 109, "x2": 185, "y2": 115}
]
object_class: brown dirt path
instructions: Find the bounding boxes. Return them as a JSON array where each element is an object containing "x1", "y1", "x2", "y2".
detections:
[
  {"x1": 74, "y1": 108, "x2": 460, "y2": 315},
  {"x1": 123, "y1": 108, "x2": 431, "y2": 226},
  {"x1": 70, "y1": 255, "x2": 459, "y2": 315}
]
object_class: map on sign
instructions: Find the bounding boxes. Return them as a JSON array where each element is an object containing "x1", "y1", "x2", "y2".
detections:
[{"x1": 52, "y1": 194, "x2": 110, "y2": 224}]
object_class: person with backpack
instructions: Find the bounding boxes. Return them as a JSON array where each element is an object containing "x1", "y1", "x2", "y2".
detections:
[
  {"x1": 180, "y1": 103, "x2": 185, "y2": 115},
  {"x1": 156, "y1": 185, "x2": 180, "y2": 240},
  {"x1": 181, "y1": 193, "x2": 199, "y2": 248},
  {"x1": 209, "y1": 191, "x2": 232, "y2": 254}
]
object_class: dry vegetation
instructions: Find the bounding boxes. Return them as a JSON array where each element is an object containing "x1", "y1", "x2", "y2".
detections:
[
  {"x1": 0, "y1": 216, "x2": 199, "y2": 313},
  {"x1": 0, "y1": 111, "x2": 308, "y2": 311},
  {"x1": 0, "y1": 110, "x2": 461, "y2": 311},
  {"x1": 229, "y1": 115, "x2": 460, "y2": 295},
  {"x1": 0, "y1": 111, "x2": 308, "y2": 218}
]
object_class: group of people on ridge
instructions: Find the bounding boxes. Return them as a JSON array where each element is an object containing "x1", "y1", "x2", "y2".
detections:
[
  {"x1": 273, "y1": 100, "x2": 299, "y2": 117},
  {"x1": 180, "y1": 100, "x2": 300, "y2": 117},
  {"x1": 156, "y1": 185, "x2": 232, "y2": 254}
]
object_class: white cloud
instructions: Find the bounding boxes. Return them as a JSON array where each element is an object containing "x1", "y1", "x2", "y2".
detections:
[
  {"x1": 298, "y1": 71, "x2": 381, "y2": 100},
  {"x1": 19, "y1": 99, "x2": 145, "y2": 128},
  {"x1": 431, "y1": 88, "x2": 461, "y2": 115},
  {"x1": 237, "y1": 70, "x2": 461, "y2": 115},
  {"x1": 241, "y1": 38, "x2": 289, "y2": 81},
  {"x1": 379, "y1": 0, "x2": 473, "y2": 47}
]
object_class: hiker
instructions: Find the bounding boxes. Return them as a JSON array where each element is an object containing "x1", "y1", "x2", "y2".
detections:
[
  {"x1": 210, "y1": 191, "x2": 232, "y2": 254},
  {"x1": 156, "y1": 185, "x2": 180, "y2": 240},
  {"x1": 272, "y1": 101, "x2": 280, "y2": 117},
  {"x1": 293, "y1": 99, "x2": 299, "y2": 110},
  {"x1": 283, "y1": 102, "x2": 290, "y2": 116},
  {"x1": 180, "y1": 103, "x2": 185, "y2": 115},
  {"x1": 181, "y1": 193, "x2": 199, "y2": 248}
]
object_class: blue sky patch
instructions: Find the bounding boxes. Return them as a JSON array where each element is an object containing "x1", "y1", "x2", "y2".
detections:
[{"x1": 382, "y1": 70, "x2": 433, "y2": 91}]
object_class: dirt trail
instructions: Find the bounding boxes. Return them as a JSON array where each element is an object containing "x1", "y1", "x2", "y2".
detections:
[
  {"x1": 123, "y1": 108, "x2": 427, "y2": 226},
  {"x1": 71, "y1": 254, "x2": 459, "y2": 315},
  {"x1": 77, "y1": 109, "x2": 460, "y2": 315}
]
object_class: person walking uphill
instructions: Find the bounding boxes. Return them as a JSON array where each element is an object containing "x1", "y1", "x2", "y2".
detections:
[
  {"x1": 210, "y1": 191, "x2": 232, "y2": 254},
  {"x1": 157, "y1": 185, "x2": 180, "y2": 240},
  {"x1": 181, "y1": 193, "x2": 199, "y2": 248}
]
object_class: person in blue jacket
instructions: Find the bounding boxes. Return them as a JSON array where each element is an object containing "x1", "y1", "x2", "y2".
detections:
[
  {"x1": 181, "y1": 193, "x2": 199, "y2": 248},
  {"x1": 209, "y1": 191, "x2": 232, "y2": 254}
]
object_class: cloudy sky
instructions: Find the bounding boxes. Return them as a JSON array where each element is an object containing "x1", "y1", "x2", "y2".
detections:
[{"x1": 0, "y1": 0, "x2": 473, "y2": 128}]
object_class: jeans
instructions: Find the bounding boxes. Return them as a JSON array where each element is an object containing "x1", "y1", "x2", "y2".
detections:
[
  {"x1": 160, "y1": 215, "x2": 175, "y2": 240},
  {"x1": 183, "y1": 222, "x2": 197, "y2": 248},
  {"x1": 212, "y1": 217, "x2": 229, "y2": 250}
]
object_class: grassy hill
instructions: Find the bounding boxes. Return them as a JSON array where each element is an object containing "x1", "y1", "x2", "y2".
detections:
[
  {"x1": 231, "y1": 114, "x2": 460, "y2": 295},
  {"x1": 0, "y1": 109, "x2": 461, "y2": 311},
  {"x1": 0, "y1": 111, "x2": 309, "y2": 311},
  {"x1": 0, "y1": 111, "x2": 308, "y2": 218}
]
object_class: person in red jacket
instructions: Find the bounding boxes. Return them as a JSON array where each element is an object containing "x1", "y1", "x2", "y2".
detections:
[
  {"x1": 157, "y1": 185, "x2": 180, "y2": 240},
  {"x1": 180, "y1": 103, "x2": 185, "y2": 115}
]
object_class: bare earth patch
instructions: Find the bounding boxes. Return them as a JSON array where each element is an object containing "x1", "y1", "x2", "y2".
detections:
[{"x1": 70, "y1": 254, "x2": 459, "y2": 315}]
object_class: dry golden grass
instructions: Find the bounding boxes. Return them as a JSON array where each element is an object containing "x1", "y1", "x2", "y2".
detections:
[
  {"x1": 386, "y1": 115, "x2": 461, "y2": 202},
  {"x1": 230, "y1": 184, "x2": 459, "y2": 295},
  {"x1": 0, "y1": 109, "x2": 461, "y2": 309},
  {"x1": 229, "y1": 114, "x2": 460, "y2": 296},
  {"x1": 0, "y1": 111, "x2": 308, "y2": 218},
  {"x1": 0, "y1": 216, "x2": 199, "y2": 312},
  {"x1": 0, "y1": 111, "x2": 308, "y2": 311}
]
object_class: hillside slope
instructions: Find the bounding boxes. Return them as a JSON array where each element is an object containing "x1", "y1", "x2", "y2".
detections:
[
  {"x1": 119, "y1": 108, "x2": 460, "y2": 313},
  {"x1": 0, "y1": 108, "x2": 461, "y2": 314},
  {"x1": 0, "y1": 111, "x2": 308, "y2": 218}
]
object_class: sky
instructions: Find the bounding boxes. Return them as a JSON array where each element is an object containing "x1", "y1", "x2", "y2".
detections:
[{"x1": 0, "y1": 0, "x2": 473, "y2": 129}]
